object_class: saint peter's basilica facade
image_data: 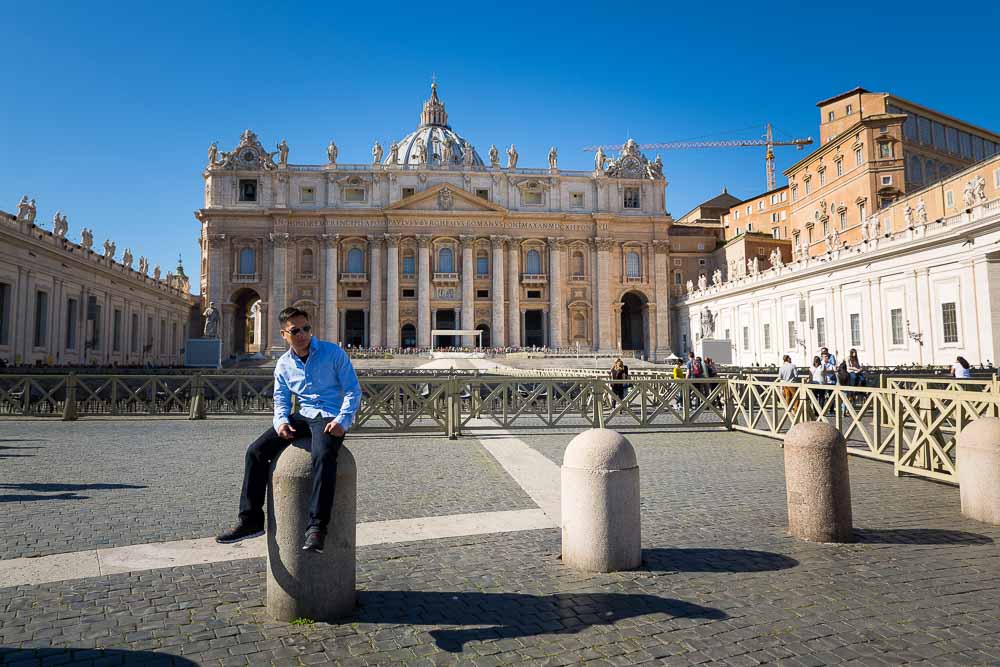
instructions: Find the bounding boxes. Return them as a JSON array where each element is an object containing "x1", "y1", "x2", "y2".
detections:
[{"x1": 198, "y1": 84, "x2": 693, "y2": 359}]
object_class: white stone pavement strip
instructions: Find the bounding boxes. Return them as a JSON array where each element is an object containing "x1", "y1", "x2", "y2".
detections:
[
  {"x1": 467, "y1": 418, "x2": 563, "y2": 524},
  {"x1": 0, "y1": 508, "x2": 554, "y2": 588}
]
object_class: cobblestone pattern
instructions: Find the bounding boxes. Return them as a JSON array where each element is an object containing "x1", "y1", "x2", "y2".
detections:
[
  {"x1": 0, "y1": 419, "x2": 533, "y2": 560},
  {"x1": 2, "y1": 430, "x2": 999, "y2": 665}
]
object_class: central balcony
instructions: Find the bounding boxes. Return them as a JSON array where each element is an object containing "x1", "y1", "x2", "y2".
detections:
[
  {"x1": 231, "y1": 273, "x2": 258, "y2": 283},
  {"x1": 520, "y1": 273, "x2": 548, "y2": 285},
  {"x1": 433, "y1": 272, "x2": 459, "y2": 283},
  {"x1": 340, "y1": 272, "x2": 368, "y2": 284}
]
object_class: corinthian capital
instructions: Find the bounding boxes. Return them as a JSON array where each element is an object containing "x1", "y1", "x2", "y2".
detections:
[
  {"x1": 269, "y1": 232, "x2": 290, "y2": 248},
  {"x1": 460, "y1": 235, "x2": 476, "y2": 250},
  {"x1": 384, "y1": 233, "x2": 400, "y2": 249},
  {"x1": 490, "y1": 234, "x2": 509, "y2": 250},
  {"x1": 416, "y1": 234, "x2": 432, "y2": 249},
  {"x1": 547, "y1": 236, "x2": 565, "y2": 251},
  {"x1": 595, "y1": 237, "x2": 616, "y2": 251},
  {"x1": 321, "y1": 233, "x2": 340, "y2": 248}
]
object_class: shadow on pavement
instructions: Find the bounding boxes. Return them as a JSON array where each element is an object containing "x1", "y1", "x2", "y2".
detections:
[
  {"x1": 0, "y1": 493, "x2": 89, "y2": 502},
  {"x1": 641, "y1": 548, "x2": 799, "y2": 573},
  {"x1": 0, "y1": 648, "x2": 198, "y2": 665},
  {"x1": 0, "y1": 483, "x2": 147, "y2": 492},
  {"x1": 355, "y1": 590, "x2": 727, "y2": 651},
  {"x1": 853, "y1": 528, "x2": 994, "y2": 545}
]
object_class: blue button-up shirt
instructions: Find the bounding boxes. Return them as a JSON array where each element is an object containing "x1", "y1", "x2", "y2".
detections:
[{"x1": 273, "y1": 337, "x2": 362, "y2": 432}]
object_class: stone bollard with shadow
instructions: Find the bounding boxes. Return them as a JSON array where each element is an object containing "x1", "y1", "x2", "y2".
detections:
[
  {"x1": 266, "y1": 440, "x2": 357, "y2": 623},
  {"x1": 783, "y1": 421, "x2": 853, "y2": 542},
  {"x1": 957, "y1": 418, "x2": 1000, "y2": 525},
  {"x1": 561, "y1": 429, "x2": 641, "y2": 572}
]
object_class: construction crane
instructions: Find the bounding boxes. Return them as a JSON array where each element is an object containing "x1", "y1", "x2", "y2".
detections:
[{"x1": 582, "y1": 123, "x2": 813, "y2": 191}]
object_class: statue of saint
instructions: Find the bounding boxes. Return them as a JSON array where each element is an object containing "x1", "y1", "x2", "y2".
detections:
[
  {"x1": 506, "y1": 144, "x2": 518, "y2": 169},
  {"x1": 53, "y1": 213, "x2": 68, "y2": 239},
  {"x1": 16, "y1": 196, "x2": 31, "y2": 221},
  {"x1": 103, "y1": 239, "x2": 116, "y2": 260},
  {"x1": 712, "y1": 268, "x2": 722, "y2": 286},
  {"x1": 463, "y1": 141, "x2": 475, "y2": 167},
  {"x1": 153, "y1": 265, "x2": 161, "y2": 281},
  {"x1": 488, "y1": 144, "x2": 500, "y2": 168},
  {"x1": 207, "y1": 142, "x2": 218, "y2": 167},
  {"x1": 831, "y1": 228, "x2": 841, "y2": 250},
  {"x1": 595, "y1": 147, "x2": 606, "y2": 173},
  {"x1": 202, "y1": 301, "x2": 221, "y2": 338},
  {"x1": 138, "y1": 257, "x2": 148, "y2": 274},
  {"x1": 548, "y1": 146, "x2": 558, "y2": 170},
  {"x1": 441, "y1": 136, "x2": 453, "y2": 165},
  {"x1": 81, "y1": 228, "x2": 93, "y2": 251},
  {"x1": 697, "y1": 274, "x2": 707, "y2": 291},
  {"x1": 963, "y1": 179, "x2": 976, "y2": 207},
  {"x1": 975, "y1": 175, "x2": 987, "y2": 202},
  {"x1": 685, "y1": 279, "x2": 694, "y2": 295},
  {"x1": 916, "y1": 198, "x2": 928, "y2": 225},
  {"x1": 868, "y1": 215, "x2": 880, "y2": 241},
  {"x1": 388, "y1": 141, "x2": 399, "y2": 165},
  {"x1": 904, "y1": 203, "x2": 913, "y2": 228},
  {"x1": 276, "y1": 140, "x2": 289, "y2": 167},
  {"x1": 326, "y1": 140, "x2": 338, "y2": 166},
  {"x1": 413, "y1": 138, "x2": 426, "y2": 165},
  {"x1": 372, "y1": 141, "x2": 383, "y2": 165},
  {"x1": 123, "y1": 248, "x2": 134, "y2": 268},
  {"x1": 650, "y1": 155, "x2": 664, "y2": 178}
]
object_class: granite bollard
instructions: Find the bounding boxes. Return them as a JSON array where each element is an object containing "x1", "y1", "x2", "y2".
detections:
[
  {"x1": 266, "y1": 439, "x2": 356, "y2": 622},
  {"x1": 561, "y1": 429, "x2": 641, "y2": 572},
  {"x1": 957, "y1": 418, "x2": 1000, "y2": 525},
  {"x1": 784, "y1": 421, "x2": 853, "y2": 542}
]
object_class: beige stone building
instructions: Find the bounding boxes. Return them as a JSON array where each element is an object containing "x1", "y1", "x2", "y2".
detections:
[
  {"x1": 197, "y1": 85, "x2": 681, "y2": 359},
  {"x1": 0, "y1": 202, "x2": 194, "y2": 366}
]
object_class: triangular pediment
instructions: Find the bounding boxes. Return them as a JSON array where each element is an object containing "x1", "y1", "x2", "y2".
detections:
[{"x1": 385, "y1": 182, "x2": 507, "y2": 213}]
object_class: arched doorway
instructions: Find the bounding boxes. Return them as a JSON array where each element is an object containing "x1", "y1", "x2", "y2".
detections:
[
  {"x1": 400, "y1": 323, "x2": 416, "y2": 349},
  {"x1": 620, "y1": 292, "x2": 647, "y2": 354},
  {"x1": 231, "y1": 288, "x2": 262, "y2": 356},
  {"x1": 476, "y1": 324, "x2": 491, "y2": 348}
]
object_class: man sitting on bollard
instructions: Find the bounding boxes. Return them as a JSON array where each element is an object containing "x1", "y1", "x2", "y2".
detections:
[{"x1": 216, "y1": 306, "x2": 361, "y2": 554}]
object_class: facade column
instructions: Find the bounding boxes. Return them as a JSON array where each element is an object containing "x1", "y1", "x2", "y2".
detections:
[
  {"x1": 268, "y1": 232, "x2": 289, "y2": 354},
  {"x1": 507, "y1": 241, "x2": 521, "y2": 347},
  {"x1": 490, "y1": 235, "x2": 507, "y2": 347},
  {"x1": 547, "y1": 237, "x2": 564, "y2": 349},
  {"x1": 460, "y1": 235, "x2": 475, "y2": 347},
  {"x1": 652, "y1": 240, "x2": 671, "y2": 358},
  {"x1": 385, "y1": 234, "x2": 400, "y2": 348},
  {"x1": 322, "y1": 234, "x2": 339, "y2": 343},
  {"x1": 369, "y1": 236, "x2": 384, "y2": 348},
  {"x1": 595, "y1": 237, "x2": 614, "y2": 351},
  {"x1": 417, "y1": 235, "x2": 431, "y2": 347}
]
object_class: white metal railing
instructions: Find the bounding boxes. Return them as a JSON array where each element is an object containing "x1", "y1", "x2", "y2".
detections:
[
  {"x1": 232, "y1": 273, "x2": 258, "y2": 283},
  {"x1": 340, "y1": 272, "x2": 368, "y2": 283}
]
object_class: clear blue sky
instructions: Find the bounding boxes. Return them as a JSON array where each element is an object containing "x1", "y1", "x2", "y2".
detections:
[{"x1": 3, "y1": 1, "x2": 998, "y2": 294}]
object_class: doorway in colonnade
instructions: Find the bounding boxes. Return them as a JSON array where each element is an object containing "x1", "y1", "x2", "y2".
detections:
[
  {"x1": 400, "y1": 324, "x2": 417, "y2": 349},
  {"x1": 524, "y1": 311, "x2": 545, "y2": 348},
  {"x1": 435, "y1": 310, "x2": 457, "y2": 347},
  {"x1": 344, "y1": 310, "x2": 366, "y2": 348},
  {"x1": 620, "y1": 291, "x2": 648, "y2": 356},
  {"x1": 231, "y1": 288, "x2": 262, "y2": 356},
  {"x1": 475, "y1": 324, "x2": 491, "y2": 348}
]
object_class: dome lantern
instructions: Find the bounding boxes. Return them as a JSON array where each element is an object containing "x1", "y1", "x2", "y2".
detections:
[{"x1": 420, "y1": 82, "x2": 449, "y2": 128}]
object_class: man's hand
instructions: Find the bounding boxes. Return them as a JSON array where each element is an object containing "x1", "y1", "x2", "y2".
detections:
[
  {"x1": 277, "y1": 423, "x2": 296, "y2": 440},
  {"x1": 324, "y1": 420, "x2": 346, "y2": 437}
]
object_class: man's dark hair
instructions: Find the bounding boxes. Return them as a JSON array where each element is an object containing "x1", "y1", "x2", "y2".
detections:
[{"x1": 278, "y1": 307, "x2": 310, "y2": 325}]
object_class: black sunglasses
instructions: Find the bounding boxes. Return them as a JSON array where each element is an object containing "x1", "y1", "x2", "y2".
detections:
[{"x1": 284, "y1": 325, "x2": 312, "y2": 336}]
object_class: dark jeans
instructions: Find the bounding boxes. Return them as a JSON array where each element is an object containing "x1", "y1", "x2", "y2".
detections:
[{"x1": 238, "y1": 412, "x2": 344, "y2": 531}]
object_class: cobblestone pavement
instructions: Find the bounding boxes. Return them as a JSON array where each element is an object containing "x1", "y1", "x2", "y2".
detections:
[
  {"x1": 0, "y1": 419, "x2": 533, "y2": 560},
  {"x1": 2, "y1": 427, "x2": 999, "y2": 665}
]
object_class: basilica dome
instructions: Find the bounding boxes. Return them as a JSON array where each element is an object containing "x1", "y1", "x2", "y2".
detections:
[{"x1": 385, "y1": 83, "x2": 485, "y2": 168}]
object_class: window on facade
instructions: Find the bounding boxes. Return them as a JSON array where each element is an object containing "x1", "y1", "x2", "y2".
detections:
[
  {"x1": 959, "y1": 131, "x2": 972, "y2": 158},
  {"x1": 33, "y1": 291, "x2": 48, "y2": 348},
  {"x1": 475, "y1": 188, "x2": 489, "y2": 200},
  {"x1": 347, "y1": 248, "x2": 364, "y2": 274},
  {"x1": 239, "y1": 248, "x2": 255, "y2": 275},
  {"x1": 827, "y1": 111, "x2": 835, "y2": 122},
  {"x1": 855, "y1": 147, "x2": 863, "y2": 165},
  {"x1": 572, "y1": 251, "x2": 585, "y2": 276},
  {"x1": 402, "y1": 187, "x2": 415, "y2": 199},
  {"x1": 819, "y1": 171, "x2": 826, "y2": 186},
  {"x1": 836, "y1": 160, "x2": 843, "y2": 177},
  {"x1": 344, "y1": 188, "x2": 366, "y2": 202},
  {"x1": 523, "y1": 190, "x2": 543, "y2": 205},
  {"x1": 476, "y1": 289, "x2": 489, "y2": 298},
  {"x1": 890, "y1": 308, "x2": 904, "y2": 345},
  {"x1": 822, "y1": 220, "x2": 829, "y2": 236},
  {"x1": 300, "y1": 187, "x2": 315, "y2": 203},
  {"x1": 879, "y1": 142, "x2": 892, "y2": 158},
  {"x1": 0, "y1": 282, "x2": 9, "y2": 346},
  {"x1": 300, "y1": 248, "x2": 314, "y2": 276},
  {"x1": 858, "y1": 201, "x2": 866, "y2": 223},
  {"x1": 839, "y1": 211, "x2": 847, "y2": 230},
  {"x1": 625, "y1": 251, "x2": 641, "y2": 278},
  {"x1": 845, "y1": 104, "x2": 853, "y2": 115},
  {"x1": 402, "y1": 252, "x2": 415, "y2": 276},
  {"x1": 917, "y1": 116, "x2": 931, "y2": 144},
  {"x1": 437, "y1": 247, "x2": 454, "y2": 273},
  {"x1": 476, "y1": 252, "x2": 489, "y2": 276},
  {"x1": 772, "y1": 228, "x2": 780, "y2": 239},
  {"x1": 526, "y1": 249, "x2": 541, "y2": 275},
  {"x1": 850, "y1": 313, "x2": 861, "y2": 347},
  {"x1": 942, "y1": 302, "x2": 959, "y2": 343},
  {"x1": 946, "y1": 191, "x2": 954, "y2": 208},
  {"x1": 933, "y1": 121, "x2": 946, "y2": 150},
  {"x1": 527, "y1": 290, "x2": 542, "y2": 299},
  {"x1": 238, "y1": 179, "x2": 257, "y2": 202},
  {"x1": 816, "y1": 317, "x2": 826, "y2": 347},
  {"x1": 763, "y1": 324, "x2": 771, "y2": 350},
  {"x1": 805, "y1": 179, "x2": 812, "y2": 195},
  {"x1": 113, "y1": 309, "x2": 122, "y2": 352},
  {"x1": 130, "y1": 313, "x2": 139, "y2": 353},
  {"x1": 742, "y1": 327, "x2": 750, "y2": 351},
  {"x1": 402, "y1": 288, "x2": 415, "y2": 298},
  {"x1": 574, "y1": 314, "x2": 586, "y2": 338},
  {"x1": 570, "y1": 192, "x2": 584, "y2": 208},
  {"x1": 946, "y1": 126, "x2": 959, "y2": 154},
  {"x1": 881, "y1": 175, "x2": 893, "y2": 186},
  {"x1": 791, "y1": 186, "x2": 798, "y2": 202},
  {"x1": 995, "y1": 168, "x2": 1000, "y2": 188},
  {"x1": 623, "y1": 187, "x2": 640, "y2": 209},
  {"x1": 674, "y1": 271, "x2": 682, "y2": 285},
  {"x1": 65, "y1": 298, "x2": 78, "y2": 350},
  {"x1": 787, "y1": 321, "x2": 796, "y2": 345}
]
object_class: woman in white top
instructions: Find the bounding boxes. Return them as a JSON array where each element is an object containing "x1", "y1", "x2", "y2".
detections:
[{"x1": 952, "y1": 356, "x2": 972, "y2": 379}]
